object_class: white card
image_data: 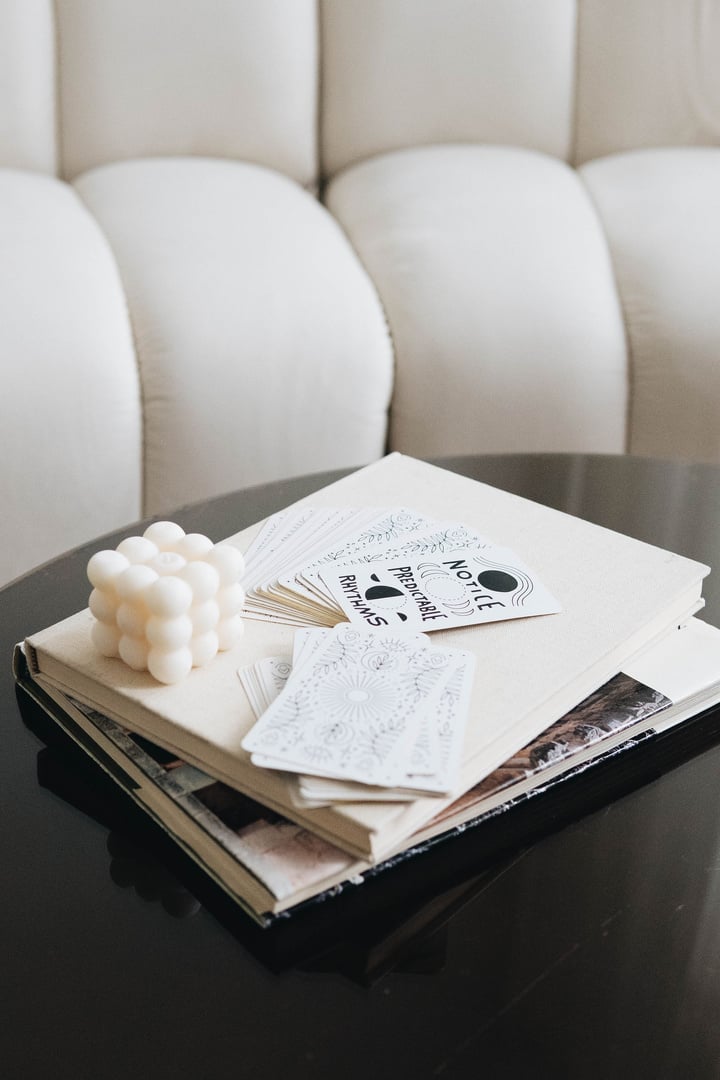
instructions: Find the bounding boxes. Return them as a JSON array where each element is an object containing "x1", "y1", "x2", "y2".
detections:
[
  {"x1": 242, "y1": 506, "x2": 382, "y2": 620},
  {"x1": 238, "y1": 655, "x2": 292, "y2": 717},
  {"x1": 317, "y1": 546, "x2": 561, "y2": 632},
  {"x1": 243, "y1": 625, "x2": 457, "y2": 787},
  {"x1": 276, "y1": 508, "x2": 438, "y2": 616},
  {"x1": 292, "y1": 650, "x2": 475, "y2": 797},
  {"x1": 243, "y1": 636, "x2": 475, "y2": 796}
]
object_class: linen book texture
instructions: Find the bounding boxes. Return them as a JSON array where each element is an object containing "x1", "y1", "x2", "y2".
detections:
[{"x1": 23, "y1": 454, "x2": 709, "y2": 860}]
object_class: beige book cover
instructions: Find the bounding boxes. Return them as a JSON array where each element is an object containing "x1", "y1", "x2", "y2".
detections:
[
  {"x1": 16, "y1": 617, "x2": 720, "y2": 925},
  {"x1": 24, "y1": 454, "x2": 710, "y2": 860}
]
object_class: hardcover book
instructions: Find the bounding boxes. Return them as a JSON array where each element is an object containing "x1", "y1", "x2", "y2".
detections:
[
  {"x1": 15, "y1": 617, "x2": 720, "y2": 926},
  {"x1": 21, "y1": 453, "x2": 710, "y2": 861}
]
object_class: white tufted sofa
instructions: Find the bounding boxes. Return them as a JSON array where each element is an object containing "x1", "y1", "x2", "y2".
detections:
[{"x1": 2, "y1": 0, "x2": 720, "y2": 587}]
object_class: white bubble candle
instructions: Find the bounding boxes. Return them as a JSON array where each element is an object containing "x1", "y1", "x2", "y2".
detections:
[{"x1": 87, "y1": 522, "x2": 245, "y2": 684}]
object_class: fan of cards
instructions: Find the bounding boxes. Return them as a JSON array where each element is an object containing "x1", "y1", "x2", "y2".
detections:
[
  {"x1": 241, "y1": 505, "x2": 560, "y2": 633},
  {"x1": 239, "y1": 623, "x2": 475, "y2": 803},
  {"x1": 238, "y1": 505, "x2": 560, "y2": 800}
]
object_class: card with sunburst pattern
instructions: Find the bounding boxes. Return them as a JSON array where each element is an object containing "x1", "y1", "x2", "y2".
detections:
[{"x1": 242, "y1": 624, "x2": 474, "y2": 793}]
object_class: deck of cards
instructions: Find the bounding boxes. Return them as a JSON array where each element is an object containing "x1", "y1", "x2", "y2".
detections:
[
  {"x1": 239, "y1": 506, "x2": 560, "y2": 801},
  {"x1": 241, "y1": 505, "x2": 560, "y2": 632},
  {"x1": 240, "y1": 624, "x2": 475, "y2": 802}
]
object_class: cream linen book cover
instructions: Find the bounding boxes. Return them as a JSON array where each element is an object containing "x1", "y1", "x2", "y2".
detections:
[{"x1": 24, "y1": 454, "x2": 709, "y2": 860}]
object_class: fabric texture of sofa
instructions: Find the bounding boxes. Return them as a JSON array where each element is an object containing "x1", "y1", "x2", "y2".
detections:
[{"x1": 2, "y1": 0, "x2": 719, "y2": 586}]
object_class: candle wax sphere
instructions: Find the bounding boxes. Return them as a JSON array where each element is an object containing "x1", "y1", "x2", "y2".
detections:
[
  {"x1": 191, "y1": 600, "x2": 220, "y2": 634},
  {"x1": 116, "y1": 536, "x2": 159, "y2": 564},
  {"x1": 191, "y1": 631, "x2": 220, "y2": 667},
  {"x1": 146, "y1": 614, "x2": 193, "y2": 650},
  {"x1": 143, "y1": 521, "x2": 186, "y2": 548},
  {"x1": 119, "y1": 635, "x2": 150, "y2": 671},
  {"x1": 206, "y1": 544, "x2": 245, "y2": 585},
  {"x1": 146, "y1": 576, "x2": 193, "y2": 618},
  {"x1": 116, "y1": 602, "x2": 147, "y2": 638},
  {"x1": 115, "y1": 564, "x2": 159, "y2": 601},
  {"x1": 180, "y1": 561, "x2": 220, "y2": 603},
  {"x1": 89, "y1": 587, "x2": 117, "y2": 623},
  {"x1": 148, "y1": 647, "x2": 193, "y2": 685},
  {"x1": 87, "y1": 549, "x2": 130, "y2": 589},
  {"x1": 175, "y1": 533, "x2": 214, "y2": 561},
  {"x1": 217, "y1": 582, "x2": 245, "y2": 618}
]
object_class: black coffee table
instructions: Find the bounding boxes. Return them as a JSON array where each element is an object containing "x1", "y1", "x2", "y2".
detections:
[{"x1": 5, "y1": 454, "x2": 720, "y2": 1079}]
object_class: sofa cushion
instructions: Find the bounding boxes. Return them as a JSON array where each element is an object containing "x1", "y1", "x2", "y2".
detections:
[
  {"x1": 0, "y1": 0, "x2": 56, "y2": 173},
  {"x1": 580, "y1": 147, "x2": 720, "y2": 463},
  {"x1": 326, "y1": 144, "x2": 628, "y2": 460},
  {"x1": 320, "y1": 0, "x2": 576, "y2": 178},
  {"x1": 56, "y1": 0, "x2": 318, "y2": 185},
  {"x1": 73, "y1": 157, "x2": 393, "y2": 516},
  {"x1": 575, "y1": 0, "x2": 720, "y2": 165},
  {"x1": 0, "y1": 168, "x2": 141, "y2": 585}
]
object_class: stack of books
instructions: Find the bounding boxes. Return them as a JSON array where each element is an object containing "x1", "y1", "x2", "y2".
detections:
[{"x1": 15, "y1": 454, "x2": 720, "y2": 927}]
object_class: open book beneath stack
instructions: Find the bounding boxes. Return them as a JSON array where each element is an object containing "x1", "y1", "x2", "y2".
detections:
[
  {"x1": 15, "y1": 617, "x2": 720, "y2": 927},
  {"x1": 20, "y1": 453, "x2": 713, "y2": 868}
]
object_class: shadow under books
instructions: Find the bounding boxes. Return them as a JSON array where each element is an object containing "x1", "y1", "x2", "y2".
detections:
[
  {"x1": 20, "y1": 667, "x2": 720, "y2": 985},
  {"x1": 32, "y1": 734, "x2": 496, "y2": 985}
]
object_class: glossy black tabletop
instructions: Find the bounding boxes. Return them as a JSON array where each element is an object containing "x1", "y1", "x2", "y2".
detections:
[{"x1": 5, "y1": 454, "x2": 720, "y2": 1080}]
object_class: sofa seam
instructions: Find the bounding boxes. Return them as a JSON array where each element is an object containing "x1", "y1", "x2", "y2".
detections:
[
  {"x1": 70, "y1": 182, "x2": 149, "y2": 518},
  {"x1": 315, "y1": 0, "x2": 324, "y2": 192},
  {"x1": 50, "y1": 0, "x2": 62, "y2": 178},
  {"x1": 576, "y1": 167, "x2": 634, "y2": 454},
  {"x1": 568, "y1": 0, "x2": 581, "y2": 167},
  {"x1": 323, "y1": 205, "x2": 397, "y2": 456}
]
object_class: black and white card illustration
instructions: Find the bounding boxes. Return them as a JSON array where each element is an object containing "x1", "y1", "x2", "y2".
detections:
[
  {"x1": 317, "y1": 546, "x2": 561, "y2": 631},
  {"x1": 241, "y1": 624, "x2": 474, "y2": 790}
]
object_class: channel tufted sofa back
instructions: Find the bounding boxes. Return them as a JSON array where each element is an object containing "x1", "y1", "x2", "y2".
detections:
[
  {"x1": 1, "y1": 0, "x2": 574, "y2": 179},
  {"x1": 0, "y1": 0, "x2": 55, "y2": 173},
  {"x1": 321, "y1": 0, "x2": 577, "y2": 175},
  {"x1": 574, "y1": 0, "x2": 720, "y2": 163},
  {"x1": 2, "y1": 0, "x2": 720, "y2": 587},
  {"x1": 9, "y1": 2, "x2": 720, "y2": 178},
  {"x1": 1, "y1": 0, "x2": 318, "y2": 182},
  {"x1": 322, "y1": 0, "x2": 720, "y2": 173}
]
